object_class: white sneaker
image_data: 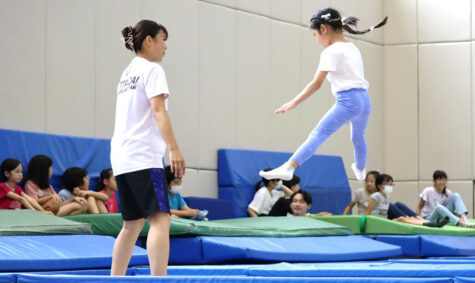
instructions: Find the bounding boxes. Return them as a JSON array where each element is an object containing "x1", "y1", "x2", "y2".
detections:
[
  {"x1": 259, "y1": 163, "x2": 294, "y2": 181},
  {"x1": 351, "y1": 163, "x2": 365, "y2": 182}
]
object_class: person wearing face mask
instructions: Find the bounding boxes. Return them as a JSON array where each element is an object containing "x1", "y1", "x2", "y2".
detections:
[
  {"x1": 365, "y1": 173, "x2": 393, "y2": 218},
  {"x1": 417, "y1": 170, "x2": 475, "y2": 228},
  {"x1": 164, "y1": 166, "x2": 207, "y2": 220},
  {"x1": 247, "y1": 168, "x2": 293, "y2": 217}
]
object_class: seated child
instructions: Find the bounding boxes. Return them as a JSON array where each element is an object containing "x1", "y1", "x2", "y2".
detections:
[
  {"x1": 97, "y1": 168, "x2": 119, "y2": 213},
  {"x1": 164, "y1": 166, "x2": 207, "y2": 220},
  {"x1": 289, "y1": 189, "x2": 333, "y2": 217},
  {"x1": 0, "y1": 158, "x2": 52, "y2": 214},
  {"x1": 417, "y1": 170, "x2": 475, "y2": 228},
  {"x1": 343, "y1": 171, "x2": 379, "y2": 215},
  {"x1": 24, "y1": 155, "x2": 87, "y2": 216},
  {"x1": 59, "y1": 167, "x2": 108, "y2": 214},
  {"x1": 248, "y1": 168, "x2": 293, "y2": 217}
]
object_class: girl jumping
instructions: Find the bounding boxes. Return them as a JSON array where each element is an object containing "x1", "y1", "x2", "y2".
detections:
[{"x1": 260, "y1": 8, "x2": 387, "y2": 182}]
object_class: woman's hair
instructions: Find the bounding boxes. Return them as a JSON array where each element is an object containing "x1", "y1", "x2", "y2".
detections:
[
  {"x1": 290, "y1": 189, "x2": 313, "y2": 205},
  {"x1": 24, "y1": 155, "x2": 53, "y2": 190},
  {"x1": 164, "y1": 166, "x2": 179, "y2": 185},
  {"x1": 121, "y1": 20, "x2": 168, "y2": 53},
  {"x1": 62, "y1": 167, "x2": 88, "y2": 192},
  {"x1": 97, "y1": 168, "x2": 113, "y2": 190},
  {"x1": 365, "y1": 171, "x2": 380, "y2": 182},
  {"x1": 254, "y1": 168, "x2": 275, "y2": 191},
  {"x1": 283, "y1": 175, "x2": 301, "y2": 188},
  {"x1": 309, "y1": 7, "x2": 387, "y2": 35},
  {"x1": 433, "y1": 170, "x2": 448, "y2": 196},
  {"x1": 1, "y1": 158, "x2": 21, "y2": 182},
  {"x1": 375, "y1": 173, "x2": 393, "y2": 191}
]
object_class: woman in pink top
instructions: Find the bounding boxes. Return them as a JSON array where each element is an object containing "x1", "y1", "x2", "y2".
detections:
[
  {"x1": 23, "y1": 155, "x2": 88, "y2": 216},
  {"x1": 97, "y1": 168, "x2": 119, "y2": 213}
]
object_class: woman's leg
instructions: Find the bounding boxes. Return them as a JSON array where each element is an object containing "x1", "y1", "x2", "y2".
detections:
[
  {"x1": 111, "y1": 218, "x2": 145, "y2": 276},
  {"x1": 426, "y1": 204, "x2": 460, "y2": 225},
  {"x1": 388, "y1": 203, "x2": 406, "y2": 220},
  {"x1": 444, "y1": 193, "x2": 468, "y2": 217},
  {"x1": 394, "y1": 202, "x2": 417, "y2": 217},
  {"x1": 147, "y1": 211, "x2": 171, "y2": 276},
  {"x1": 87, "y1": 196, "x2": 99, "y2": 214}
]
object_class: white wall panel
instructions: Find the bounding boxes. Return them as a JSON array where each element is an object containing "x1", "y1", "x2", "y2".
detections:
[
  {"x1": 270, "y1": 21, "x2": 302, "y2": 152},
  {"x1": 95, "y1": 0, "x2": 140, "y2": 139},
  {"x1": 46, "y1": 0, "x2": 95, "y2": 137},
  {"x1": 300, "y1": 0, "x2": 331, "y2": 26},
  {"x1": 236, "y1": 0, "x2": 270, "y2": 17},
  {"x1": 271, "y1": 0, "x2": 301, "y2": 24},
  {"x1": 419, "y1": 43, "x2": 471, "y2": 180},
  {"x1": 418, "y1": 0, "x2": 471, "y2": 43},
  {"x1": 384, "y1": 45, "x2": 418, "y2": 180},
  {"x1": 383, "y1": 0, "x2": 417, "y2": 44},
  {"x1": 391, "y1": 182, "x2": 419, "y2": 213},
  {"x1": 0, "y1": 0, "x2": 46, "y2": 133},
  {"x1": 235, "y1": 12, "x2": 272, "y2": 150},
  {"x1": 201, "y1": 0, "x2": 235, "y2": 8},
  {"x1": 199, "y1": 4, "x2": 236, "y2": 169}
]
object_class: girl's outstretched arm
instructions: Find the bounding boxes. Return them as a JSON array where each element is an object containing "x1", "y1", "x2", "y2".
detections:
[{"x1": 275, "y1": 71, "x2": 328, "y2": 114}]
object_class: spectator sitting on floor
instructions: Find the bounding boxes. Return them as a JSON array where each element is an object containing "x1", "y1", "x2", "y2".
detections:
[
  {"x1": 248, "y1": 168, "x2": 293, "y2": 217},
  {"x1": 97, "y1": 168, "x2": 119, "y2": 213},
  {"x1": 164, "y1": 166, "x2": 207, "y2": 220},
  {"x1": 289, "y1": 189, "x2": 332, "y2": 217},
  {"x1": 343, "y1": 171, "x2": 379, "y2": 215},
  {"x1": 59, "y1": 167, "x2": 108, "y2": 214},
  {"x1": 269, "y1": 175, "x2": 301, "y2": 216},
  {"x1": 0, "y1": 158, "x2": 52, "y2": 214}
]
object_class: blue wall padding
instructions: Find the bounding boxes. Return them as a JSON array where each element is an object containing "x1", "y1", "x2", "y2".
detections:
[
  {"x1": 183, "y1": 197, "x2": 234, "y2": 220},
  {"x1": 420, "y1": 235, "x2": 475, "y2": 257},
  {"x1": 170, "y1": 235, "x2": 401, "y2": 264},
  {"x1": 12, "y1": 274, "x2": 455, "y2": 283},
  {"x1": 0, "y1": 235, "x2": 148, "y2": 271},
  {"x1": 374, "y1": 235, "x2": 421, "y2": 257},
  {"x1": 0, "y1": 128, "x2": 111, "y2": 190},
  {"x1": 217, "y1": 149, "x2": 351, "y2": 217}
]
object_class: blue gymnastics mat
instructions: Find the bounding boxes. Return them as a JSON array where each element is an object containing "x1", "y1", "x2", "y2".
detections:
[
  {"x1": 0, "y1": 235, "x2": 148, "y2": 272},
  {"x1": 374, "y1": 235, "x2": 475, "y2": 257},
  {"x1": 170, "y1": 235, "x2": 401, "y2": 264}
]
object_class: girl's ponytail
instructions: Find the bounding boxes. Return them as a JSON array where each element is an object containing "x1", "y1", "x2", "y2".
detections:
[{"x1": 342, "y1": 16, "x2": 388, "y2": 35}]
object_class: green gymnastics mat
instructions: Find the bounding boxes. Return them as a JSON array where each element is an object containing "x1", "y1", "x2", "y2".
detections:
[
  {"x1": 65, "y1": 214, "x2": 352, "y2": 237},
  {"x1": 0, "y1": 210, "x2": 92, "y2": 236},
  {"x1": 312, "y1": 215, "x2": 475, "y2": 236}
]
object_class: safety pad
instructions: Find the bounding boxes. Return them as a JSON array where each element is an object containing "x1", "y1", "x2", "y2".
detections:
[
  {"x1": 218, "y1": 149, "x2": 351, "y2": 218},
  {"x1": 65, "y1": 215, "x2": 351, "y2": 237},
  {"x1": 169, "y1": 235, "x2": 401, "y2": 264},
  {"x1": 0, "y1": 273, "x2": 15, "y2": 283},
  {"x1": 420, "y1": 235, "x2": 475, "y2": 257},
  {"x1": 0, "y1": 128, "x2": 111, "y2": 190},
  {"x1": 12, "y1": 274, "x2": 454, "y2": 283},
  {"x1": 456, "y1": 278, "x2": 475, "y2": 283},
  {"x1": 0, "y1": 235, "x2": 148, "y2": 272},
  {"x1": 0, "y1": 210, "x2": 92, "y2": 236},
  {"x1": 373, "y1": 235, "x2": 421, "y2": 256},
  {"x1": 183, "y1": 197, "x2": 234, "y2": 220},
  {"x1": 313, "y1": 215, "x2": 475, "y2": 236}
]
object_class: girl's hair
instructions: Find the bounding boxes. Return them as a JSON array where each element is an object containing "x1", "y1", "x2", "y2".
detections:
[
  {"x1": 433, "y1": 170, "x2": 448, "y2": 196},
  {"x1": 375, "y1": 173, "x2": 393, "y2": 191},
  {"x1": 309, "y1": 7, "x2": 387, "y2": 35},
  {"x1": 121, "y1": 20, "x2": 168, "y2": 53},
  {"x1": 254, "y1": 168, "x2": 275, "y2": 191},
  {"x1": 24, "y1": 155, "x2": 53, "y2": 190},
  {"x1": 290, "y1": 189, "x2": 313, "y2": 205},
  {"x1": 1, "y1": 158, "x2": 21, "y2": 182},
  {"x1": 283, "y1": 175, "x2": 301, "y2": 188},
  {"x1": 164, "y1": 165, "x2": 180, "y2": 185},
  {"x1": 365, "y1": 171, "x2": 380, "y2": 182},
  {"x1": 62, "y1": 167, "x2": 88, "y2": 192},
  {"x1": 97, "y1": 168, "x2": 113, "y2": 190}
]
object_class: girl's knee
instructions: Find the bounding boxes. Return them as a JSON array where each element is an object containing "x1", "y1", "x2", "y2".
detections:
[
  {"x1": 148, "y1": 212, "x2": 171, "y2": 226},
  {"x1": 122, "y1": 219, "x2": 145, "y2": 232}
]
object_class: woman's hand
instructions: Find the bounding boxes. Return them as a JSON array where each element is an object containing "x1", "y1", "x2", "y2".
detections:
[
  {"x1": 275, "y1": 100, "x2": 297, "y2": 114},
  {"x1": 169, "y1": 148, "x2": 186, "y2": 178}
]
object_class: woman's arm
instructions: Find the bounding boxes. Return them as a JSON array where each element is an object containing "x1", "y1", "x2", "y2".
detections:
[
  {"x1": 84, "y1": 191, "x2": 109, "y2": 202},
  {"x1": 275, "y1": 71, "x2": 328, "y2": 114},
  {"x1": 150, "y1": 95, "x2": 185, "y2": 177},
  {"x1": 280, "y1": 185, "x2": 293, "y2": 197},
  {"x1": 416, "y1": 198, "x2": 425, "y2": 216},
  {"x1": 247, "y1": 207, "x2": 258, "y2": 217},
  {"x1": 170, "y1": 207, "x2": 199, "y2": 218},
  {"x1": 343, "y1": 201, "x2": 356, "y2": 215},
  {"x1": 365, "y1": 198, "x2": 377, "y2": 215}
]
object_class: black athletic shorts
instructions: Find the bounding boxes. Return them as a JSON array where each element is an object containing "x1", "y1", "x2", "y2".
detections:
[{"x1": 116, "y1": 168, "x2": 170, "y2": 221}]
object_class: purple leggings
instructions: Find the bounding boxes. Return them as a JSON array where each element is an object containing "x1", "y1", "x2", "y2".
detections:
[{"x1": 290, "y1": 88, "x2": 371, "y2": 169}]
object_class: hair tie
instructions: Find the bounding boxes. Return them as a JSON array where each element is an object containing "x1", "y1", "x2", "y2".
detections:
[
  {"x1": 341, "y1": 17, "x2": 347, "y2": 26},
  {"x1": 321, "y1": 13, "x2": 331, "y2": 21},
  {"x1": 121, "y1": 26, "x2": 134, "y2": 50},
  {"x1": 369, "y1": 26, "x2": 375, "y2": 32}
]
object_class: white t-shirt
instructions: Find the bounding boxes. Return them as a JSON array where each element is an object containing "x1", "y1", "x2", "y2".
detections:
[
  {"x1": 317, "y1": 42, "x2": 369, "y2": 95},
  {"x1": 419, "y1": 186, "x2": 453, "y2": 218},
  {"x1": 248, "y1": 187, "x2": 284, "y2": 215},
  {"x1": 353, "y1": 187, "x2": 371, "y2": 215},
  {"x1": 111, "y1": 57, "x2": 170, "y2": 176},
  {"x1": 369, "y1": 192, "x2": 389, "y2": 218}
]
